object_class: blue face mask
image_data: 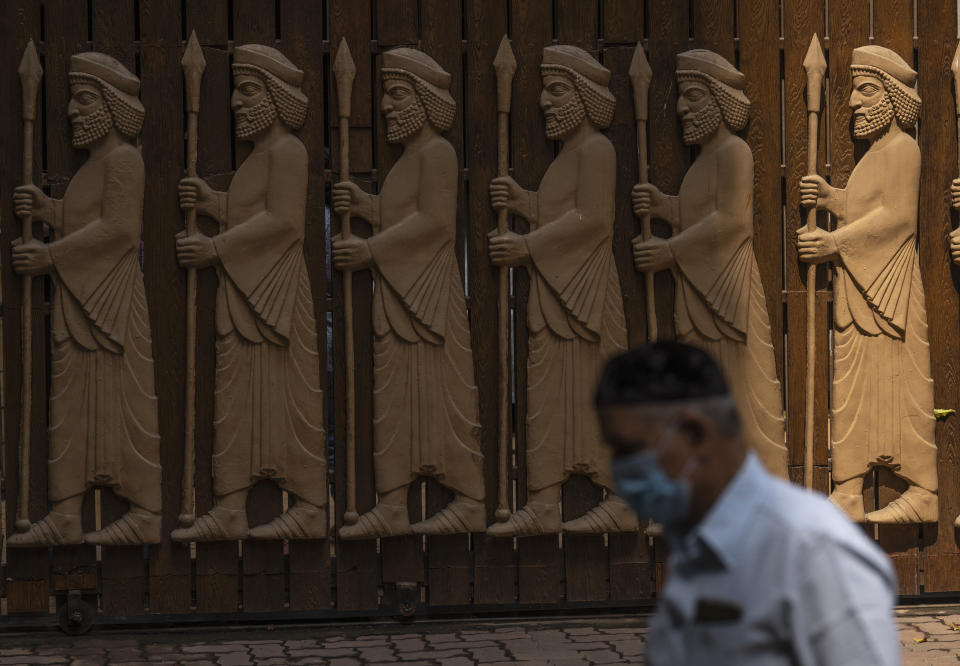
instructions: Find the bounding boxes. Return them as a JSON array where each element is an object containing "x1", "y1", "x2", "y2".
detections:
[{"x1": 611, "y1": 424, "x2": 693, "y2": 529}]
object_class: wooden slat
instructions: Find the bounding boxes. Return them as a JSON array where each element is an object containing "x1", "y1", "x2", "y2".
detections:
[
  {"x1": 739, "y1": 0, "x2": 785, "y2": 387},
  {"x1": 555, "y1": 0, "x2": 598, "y2": 50},
  {"x1": 279, "y1": 0, "x2": 332, "y2": 612},
  {"x1": 508, "y1": 0, "x2": 560, "y2": 606},
  {"x1": 185, "y1": 0, "x2": 240, "y2": 614},
  {"x1": 91, "y1": 0, "x2": 137, "y2": 65},
  {"x1": 2, "y1": 0, "x2": 48, "y2": 616},
  {"x1": 782, "y1": 0, "x2": 827, "y2": 489},
  {"x1": 917, "y1": 0, "x2": 960, "y2": 594},
  {"x1": 376, "y1": 0, "x2": 419, "y2": 46},
  {"x1": 330, "y1": 0, "x2": 381, "y2": 612},
  {"x1": 692, "y1": 0, "x2": 735, "y2": 61},
  {"x1": 44, "y1": 0, "x2": 100, "y2": 608},
  {"x1": 465, "y1": 0, "x2": 514, "y2": 605},
  {"x1": 869, "y1": 0, "x2": 920, "y2": 596},
  {"x1": 602, "y1": 0, "x2": 643, "y2": 44}
]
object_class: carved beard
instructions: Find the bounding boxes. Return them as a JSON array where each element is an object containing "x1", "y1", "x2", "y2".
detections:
[
  {"x1": 853, "y1": 93, "x2": 894, "y2": 140},
  {"x1": 71, "y1": 105, "x2": 113, "y2": 148},
  {"x1": 681, "y1": 97, "x2": 722, "y2": 145},
  {"x1": 386, "y1": 98, "x2": 426, "y2": 143},
  {"x1": 544, "y1": 94, "x2": 586, "y2": 140},
  {"x1": 235, "y1": 96, "x2": 278, "y2": 139}
]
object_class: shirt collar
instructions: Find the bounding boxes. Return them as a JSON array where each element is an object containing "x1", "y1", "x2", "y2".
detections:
[{"x1": 678, "y1": 452, "x2": 767, "y2": 569}]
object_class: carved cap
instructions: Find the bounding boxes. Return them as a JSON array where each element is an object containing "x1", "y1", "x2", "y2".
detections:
[
  {"x1": 541, "y1": 45, "x2": 610, "y2": 86},
  {"x1": 234, "y1": 44, "x2": 304, "y2": 87},
  {"x1": 675, "y1": 49, "x2": 745, "y2": 89},
  {"x1": 851, "y1": 45, "x2": 916, "y2": 86},
  {"x1": 382, "y1": 48, "x2": 451, "y2": 90},
  {"x1": 70, "y1": 52, "x2": 140, "y2": 96}
]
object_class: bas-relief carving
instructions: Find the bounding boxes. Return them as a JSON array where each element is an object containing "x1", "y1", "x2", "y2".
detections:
[
  {"x1": 171, "y1": 44, "x2": 327, "y2": 541},
  {"x1": 332, "y1": 48, "x2": 485, "y2": 539},
  {"x1": 8, "y1": 53, "x2": 162, "y2": 547},
  {"x1": 632, "y1": 50, "x2": 788, "y2": 478},
  {"x1": 800, "y1": 45, "x2": 936, "y2": 524},
  {"x1": 486, "y1": 45, "x2": 638, "y2": 536}
]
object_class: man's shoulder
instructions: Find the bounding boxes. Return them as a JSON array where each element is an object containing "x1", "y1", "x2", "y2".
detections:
[
  {"x1": 268, "y1": 132, "x2": 308, "y2": 163},
  {"x1": 104, "y1": 142, "x2": 144, "y2": 171},
  {"x1": 576, "y1": 131, "x2": 615, "y2": 167},
  {"x1": 417, "y1": 135, "x2": 458, "y2": 165}
]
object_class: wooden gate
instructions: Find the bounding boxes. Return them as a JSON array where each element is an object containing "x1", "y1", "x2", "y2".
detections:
[{"x1": 1, "y1": 0, "x2": 959, "y2": 623}]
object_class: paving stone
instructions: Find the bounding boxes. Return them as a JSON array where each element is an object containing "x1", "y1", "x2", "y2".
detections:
[
  {"x1": 423, "y1": 632, "x2": 459, "y2": 642},
  {"x1": 392, "y1": 639, "x2": 426, "y2": 651},
  {"x1": 429, "y1": 640, "x2": 496, "y2": 650},
  {"x1": 216, "y1": 653, "x2": 252, "y2": 666},
  {"x1": 566, "y1": 627, "x2": 602, "y2": 635},
  {"x1": 916, "y1": 621, "x2": 958, "y2": 635},
  {"x1": 900, "y1": 628, "x2": 927, "y2": 644},
  {"x1": 0, "y1": 658, "x2": 68, "y2": 665},
  {"x1": 250, "y1": 644, "x2": 286, "y2": 659},
  {"x1": 283, "y1": 640, "x2": 320, "y2": 649},
  {"x1": 327, "y1": 660, "x2": 361, "y2": 666},
  {"x1": 287, "y1": 648, "x2": 357, "y2": 658},
  {"x1": 584, "y1": 649, "x2": 623, "y2": 664},
  {"x1": 400, "y1": 649, "x2": 466, "y2": 660},
  {"x1": 324, "y1": 639, "x2": 390, "y2": 648},
  {"x1": 470, "y1": 646, "x2": 510, "y2": 662},
  {"x1": 357, "y1": 647, "x2": 396, "y2": 662},
  {"x1": 181, "y1": 645, "x2": 247, "y2": 654}
]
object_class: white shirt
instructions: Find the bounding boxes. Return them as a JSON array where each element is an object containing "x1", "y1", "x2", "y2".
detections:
[{"x1": 647, "y1": 453, "x2": 900, "y2": 666}]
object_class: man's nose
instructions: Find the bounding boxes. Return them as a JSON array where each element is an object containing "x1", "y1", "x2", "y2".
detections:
[
  {"x1": 230, "y1": 91, "x2": 242, "y2": 110},
  {"x1": 539, "y1": 94, "x2": 551, "y2": 110}
]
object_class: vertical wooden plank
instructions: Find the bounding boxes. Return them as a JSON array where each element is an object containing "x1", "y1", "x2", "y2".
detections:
[
  {"x1": 555, "y1": 1, "x2": 608, "y2": 604},
  {"x1": 420, "y1": 0, "x2": 473, "y2": 607},
  {"x1": 377, "y1": 0, "x2": 419, "y2": 46},
  {"x1": 90, "y1": 0, "x2": 149, "y2": 617},
  {"x1": 506, "y1": 0, "x2": 560, "y2": 607},
  {"x1": 44, "y1": 0, "x2": 100, "y2": 608},
  {"x1": 602, "y1": 0, "x2": 643, "y2": 44},
  {"x1": 604, "y1": 43, "x2": 651, "y2": 601},
  {"x1": 330, "y1": 0, "x2": 381, "y2": 612},
  {"x1": 917, "y1": 0, "x2": 960, "y2": 594},
  {"x1": 230, "y1": 5, "x2": 286, "y2": 614},
  {"x1": 692, "y1": 0, "x2": 735, "y2": 62},
  {"x1": 280, "y1": 0, "x2": 332, "y2": 612},
  {"x1": 740, "y1": 0, "x2": 785, "y2": 395},
  {"x1": 783, "y1": 0, "x2": 827, "y2": 491},
  {"x1": 465, "y1": 0, "x2": 513, "y2": 606},
  {"x1": 1, "y1": 0, "x2": 47, "y2": 615},
  {"x1": 185, "y1": 0, "x2": 240, "y2": 614},
  {"x1": 870, "y1": 0, "x2": 920, "y2": 596}
]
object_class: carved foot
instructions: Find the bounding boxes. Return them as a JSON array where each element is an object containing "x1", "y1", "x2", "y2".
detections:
[
  {"x1": 562, "y1": 496, "x2": 640, "y2": 534},
  {"x1": 85, "y1": 509, "x2": 161, "y2": 545},
  {"x1": 338, "y1": 504, "x2": 411, "y2": 540},
  {"x1": 865, "y1": 486, "x2": 937, "y2": 524},
  {"x1": 828, "y1": 490, "x2": 866, "y2": 522},
  {"x1": 411, "y1": 496, "x2": 485, "y2": 535},
  {"x1": 248, "y1": 502, "x2": 327, "y2": 540},
  {"x1": 7, "y1": 511, "x2": 83, "y2": 547},
  {"x1": 485, "y1": 501, "x2": 560, "y2": 537},
  {"x1": 170, "y1": 506, "x2": 248, "y2": 542}
]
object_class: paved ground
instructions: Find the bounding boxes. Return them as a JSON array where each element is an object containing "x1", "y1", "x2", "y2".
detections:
[{"x1": 0, "y1": 607, "x2": 958, "y2": 664}]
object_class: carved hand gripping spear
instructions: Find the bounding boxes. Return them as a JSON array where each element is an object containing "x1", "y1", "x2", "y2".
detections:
[
  {"x1": 15, "y1": 41, "x2": 42, "y2": 532},
  {"x1": 802, "y1": 35, "x2": 826, "y2": 491},
  {"x1": 493, "y1": 36, "x2": 517, "y2": 523},
  {"x1": 179, "y1": 31, "x2": 206, "y2": 528},
  {"x1": 333, "y1": 39, "x2": 360, "y2": 526},
  {"x1": 629, "y1": 42, "x2": 657, "y2": 342}
]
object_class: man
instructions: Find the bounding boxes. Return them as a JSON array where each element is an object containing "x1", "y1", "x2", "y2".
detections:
[
  {"x1": 799, "y1": 45, "x2": 935, "y2": 523},
  {"x1": 632, "y1": 50, "x2": 787, "y2": 477},
  {"x1": 596, "y1": 342, "x2": 900, "y2": 666},
  {"x1": 486, "y1": 45, "x2": 635, "y2": 536},
  {"x1": 9, "y1": 52, "x2": 161, "y2": 546},
  {"x1": 331, "y1": 47, "x2": 485, "y2": 537},
  {"x1": 171, "y1": 44, "x2": 327, "y2": 541}
]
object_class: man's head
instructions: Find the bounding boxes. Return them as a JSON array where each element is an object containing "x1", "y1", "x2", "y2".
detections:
[
  {"x1": 381, "y1": 48, "x2": 456, "y2": 144},
  {"x1": 539, "y1": 46, "x2": 615, "y2": 140},
  {"x1": 68, "y1": 52, "x2": 144, "y2": 148},
  {"x1": 595, "y1": 342, "x2": 747, "y2": 528},
  {"x1": 231, "y1": 44, "x2": 308, "y2": 140},
  {"x1": 675, "y1": 50, "x2": 750, "y2": 145},
  {"x1": 849, "y1": 45, "x2": 920, "y2": 141}
]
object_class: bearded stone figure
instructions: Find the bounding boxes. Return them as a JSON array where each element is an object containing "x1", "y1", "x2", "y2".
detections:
[
  {"x1": 632, "y1": 50, "x2": 787, "y2": 477},
  {"x1": 799, "y1": 46, "x2": 936, "y2": 524},
  {"x1": 171, "y1": 45, "x2": 327, "y2": 541},
  {"x1": 331, "y1": 48, "x2": 485, "y2": 538},
  {"x1": 486, "y1": 46, "x2": 636, "y2": 536},
  {"x1": 8, "y1": 53, "x2": 161, "y2": 546}
]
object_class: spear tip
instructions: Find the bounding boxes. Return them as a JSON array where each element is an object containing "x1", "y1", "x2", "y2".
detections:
[
  {"x1": 493, "y1": 34, "x2": 516, "y2": 77},
  {"x1": 333, "y1": 37, "x2": 356, "y2": 82},
  {"x1": 628, "y1": 42, "x2": 652, "y2": 86},
  {"x1": 802, "y1": 33, "x2": 827, "y2": 78},
  {"x1": 18, "y1": 40, "x2": 43, "y2": 87},
  {"x1": 182, "y1": 29, "x2": 207, "y2": 72},
  {"x1": 952, "y1": 40, "x2": 960, "y2": 77}
]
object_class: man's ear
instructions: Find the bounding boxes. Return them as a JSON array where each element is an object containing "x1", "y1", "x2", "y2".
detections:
[{"x1": 678, "y1": 409, "x2": 711, "y2": 449}]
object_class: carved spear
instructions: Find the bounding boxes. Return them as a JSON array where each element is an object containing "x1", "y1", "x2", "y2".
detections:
[
  {"x1": 15, "y1": 41, "x2": 42, "y2": 532},
  {"x1": 334, "y1": 39, "x2": 359, "y2": 526},
  {"x1": 178, "y1": 31, "x2": 206, "y2": 528},
  {"x1": 493, "y1": 35, "x2": 517, "y2": 523},
  {"x1": 629, "y1": 42, "x2": 657, "y2": 342},
  {"x1": 802, "y1": 34, "x2": 826, "y2": 491}
]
